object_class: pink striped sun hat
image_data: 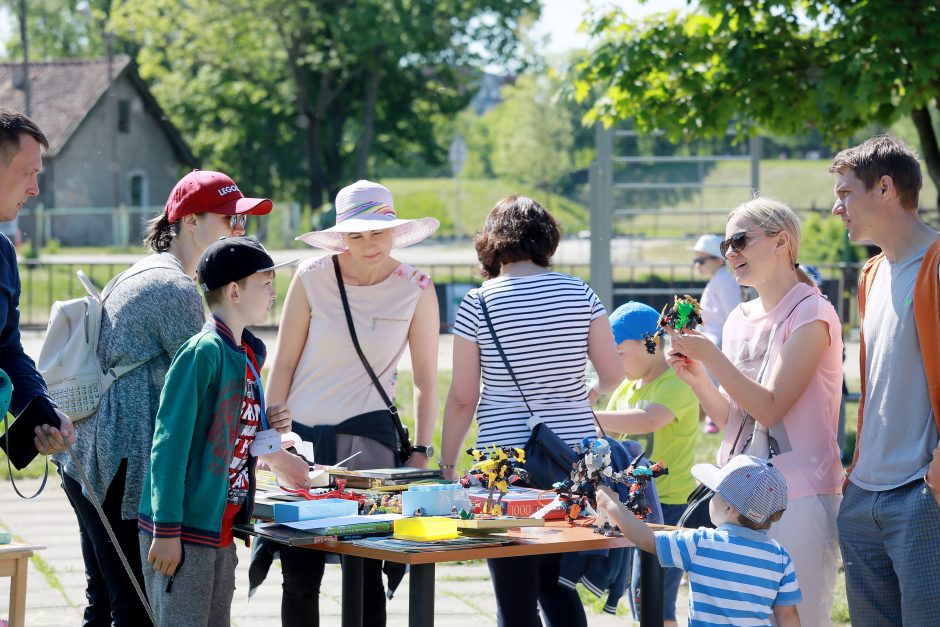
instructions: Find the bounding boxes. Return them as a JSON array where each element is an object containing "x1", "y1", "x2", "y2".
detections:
[{"x1": 296, "y1": 180, "x2": 439, "y2": 252}]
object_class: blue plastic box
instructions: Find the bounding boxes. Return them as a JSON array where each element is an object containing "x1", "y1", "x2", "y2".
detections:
[
  {"x1": 401, "y1": 484, "x2": 471, "y2": 516},
  {"x1": 272, "y1": 498, "x2": 359, "y2": 523}
]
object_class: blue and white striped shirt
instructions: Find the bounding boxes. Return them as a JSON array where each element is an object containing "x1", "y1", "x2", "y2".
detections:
[
  {"x1": 655, "y1": 524, "x2": 801, "y2": 626},
  {"x1": 453, "y1": 272, "x2": 606, "y2": 448}
]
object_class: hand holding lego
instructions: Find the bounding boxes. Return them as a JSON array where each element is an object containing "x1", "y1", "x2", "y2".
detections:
[
  {"x1": 148, "y1": 536, "x2": 182, "y2": 576},
  {"x1": 665, "y1": 340, "x2": 710, "y2": 388},
  {"x1": 266, "y1": 403, "x2": 293, "y2": 433},
  {"x1": 666, "y1": 327, "x2": 718, "y2": 363},
  {"x1": 927, "y1": 444, "x2": 940, "y2": 507},
  {"x1": 642, "y1": 295, "x2": 703, "y2": 354},
  {"x1": 34, "y1": 408, "x2": 75, "y2": 455}
]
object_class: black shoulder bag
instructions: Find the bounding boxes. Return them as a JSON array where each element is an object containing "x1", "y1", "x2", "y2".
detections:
[
  {"x1": 478, "y1": 292, "x2": 604, "y2": 489},
  {"x1": 677, "y1": 293, "x2": 814, "y2": 528},
  {"x1": 332, "y1": 255, "x2": 414, "y2": 465}
]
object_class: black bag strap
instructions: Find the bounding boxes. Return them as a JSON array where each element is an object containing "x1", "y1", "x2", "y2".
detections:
[
  {"x1": 727, "y1": 292, "x2": 815, "y2": 458},
  {"x1": 331, "y1": 255, "x2": 411, "y2": 451},
  {"x1": 478, "y1": 290, "x2": 606, "y2": 437}
]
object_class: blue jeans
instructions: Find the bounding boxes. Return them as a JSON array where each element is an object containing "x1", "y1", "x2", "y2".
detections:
[
  {"x1": 629, "y1": 502, "x2": 686, "y2": 622},
  {"x1": 837, "y1": 479, "x2": 940, "y2": 626}
]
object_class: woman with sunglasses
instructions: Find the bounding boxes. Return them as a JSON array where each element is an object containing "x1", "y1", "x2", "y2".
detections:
[
  {"x1": 54, "y1": 170, "x2": 307, "y2": 626},
  {"x1": 666, "y1": 197, "x2": 844, "y2": 627}
]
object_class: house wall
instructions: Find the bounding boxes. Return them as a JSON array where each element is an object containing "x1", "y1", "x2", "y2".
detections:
[{"x1": 49, "y1": 74, "x2": 186, "y2": 245}]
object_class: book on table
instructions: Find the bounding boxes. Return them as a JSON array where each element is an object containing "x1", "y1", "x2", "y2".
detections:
[{"x1": 330, "y1": 467, "x2": 443, "y2": 488}]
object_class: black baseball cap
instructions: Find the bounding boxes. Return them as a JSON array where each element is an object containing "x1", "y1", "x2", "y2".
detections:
[{"x1": 197, "y1": 236, "x2": 297, "y2": 293}]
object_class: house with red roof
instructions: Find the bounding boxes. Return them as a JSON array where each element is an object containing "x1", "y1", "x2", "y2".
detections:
[{"x1": 0, "y1": 55, "x2": 196, "y2": 245}]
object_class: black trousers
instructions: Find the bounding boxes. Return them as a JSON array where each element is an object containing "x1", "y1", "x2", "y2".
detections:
[
  {"x1": 60, "y1": 459, "x2": 150, "y2": 626},
  {"x1": 280, "y1": 545, "x2": 388, "y2": 627},
  {"x1": 488, "y1": 553, "x2": 587, "y2": 627}
]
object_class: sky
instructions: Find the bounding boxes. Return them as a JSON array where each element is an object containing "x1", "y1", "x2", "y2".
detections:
[{"x1": 531, "y1": 0, "x2": 691, "y2": 54}]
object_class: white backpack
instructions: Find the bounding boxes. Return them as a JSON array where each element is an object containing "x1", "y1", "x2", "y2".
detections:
[{"x1": 38, "y1": 264, "x2": 175, "y2": 421}]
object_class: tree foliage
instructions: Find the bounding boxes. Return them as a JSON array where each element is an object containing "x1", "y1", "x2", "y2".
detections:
[
  {"x1": 455, "y1": 74, "x2": 574, "y2": 194},
  {"x1": 0, "y1": 0, "x2": 108, "y2": 60},
  {"x1": 109, "y1": 0, "x2": 538, "y2": 209},
  {"x1": 800, "y1": 212, "x2": 864, "y2": 264},
  {"x1": 573, "y1": 0, "x2": 940, "y2": 212}
]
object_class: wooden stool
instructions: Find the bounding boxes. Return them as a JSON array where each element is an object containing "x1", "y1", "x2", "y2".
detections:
[{"x1": 0, "y1": 544, "x2": 43, "y2": 627}]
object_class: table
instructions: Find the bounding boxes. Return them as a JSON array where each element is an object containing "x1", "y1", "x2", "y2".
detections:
[
  {"x1": 0, "y1": 543, "x2": 43, "y2": 627},
  {"x1": 298, "y1": 522, "x2": 664, "y2": 627}
]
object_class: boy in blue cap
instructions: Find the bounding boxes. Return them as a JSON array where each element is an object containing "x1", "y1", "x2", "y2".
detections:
[{"x1": 594, "y1": 301, "x2": 699, "y2": 626}]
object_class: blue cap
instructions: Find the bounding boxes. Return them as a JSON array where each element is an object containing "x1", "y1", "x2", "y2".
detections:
[{"x1": 609, "y1": 301, "x2": 660, "y2": 345}]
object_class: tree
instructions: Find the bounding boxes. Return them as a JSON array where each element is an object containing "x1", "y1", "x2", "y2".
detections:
[
  {"x1": 0, "y1": 0, "x2": 107, "y2": 60},
  {"x1": 485, "y1": 74, "x2": 574, "y2": 195},
  {"x1": 112, "y1": 0, "x2": 539, "y2": 210},
  {"x1": 573, "y1": 1, "x2": 940, "y2": 217}
]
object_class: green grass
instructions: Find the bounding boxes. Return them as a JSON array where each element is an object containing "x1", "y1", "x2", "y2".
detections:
[
  {"x1": 382, "y1": 178, "x2": 589, "y2": 238},
  {"x1": 614, "y1": 158, "x2": 939, "y2": 238}
]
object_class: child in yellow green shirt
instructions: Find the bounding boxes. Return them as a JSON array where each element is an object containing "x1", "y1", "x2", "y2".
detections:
[{"x1": 594, "y1": 301, "x2": 699, "y2": 627}]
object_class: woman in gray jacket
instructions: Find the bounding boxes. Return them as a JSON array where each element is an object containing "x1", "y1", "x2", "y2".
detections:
[{"x1": 54, "y1": 170, "x2": 303, "y2": 626}]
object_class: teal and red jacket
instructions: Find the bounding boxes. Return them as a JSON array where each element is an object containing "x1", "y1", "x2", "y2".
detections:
[{"x1": 138, "y1": 316, "x2": 265, "y2": 547}]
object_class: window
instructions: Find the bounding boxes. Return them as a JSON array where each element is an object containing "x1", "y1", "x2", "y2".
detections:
[
  {"x1": 128, "y1": 172, "x2": 148, "y2": 207},
  {"x1": 117, "y1": 99, "x2": 130, "y2": 133}
]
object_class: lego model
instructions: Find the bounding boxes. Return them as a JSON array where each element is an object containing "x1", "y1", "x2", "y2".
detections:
[
  {"x1": 459, "y1": 445, "x2": 529, "y2": 515},
  {"x1": 552, "y1": 438, "x2": 668, "y2": 535},
  {"x1": 642, "y1": 295, "x2": 703, "y2": 354}
]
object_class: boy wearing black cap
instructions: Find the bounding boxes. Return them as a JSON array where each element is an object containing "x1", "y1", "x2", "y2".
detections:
[
  {"x1": 597, "y1": 455, "x2": 803, "y2": 626},
  {"x1": 138, "y1": 237, "x2": 296, "y2": 625}
]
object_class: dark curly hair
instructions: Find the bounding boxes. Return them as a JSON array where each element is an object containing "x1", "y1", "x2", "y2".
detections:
[{"x1": 475, "y1": 195, "x2": 561, "y2": 279}]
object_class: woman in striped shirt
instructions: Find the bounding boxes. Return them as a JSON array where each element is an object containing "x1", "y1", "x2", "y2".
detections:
[{"x1": 440, "y1": 195, "x2": 624, "y2": 627}]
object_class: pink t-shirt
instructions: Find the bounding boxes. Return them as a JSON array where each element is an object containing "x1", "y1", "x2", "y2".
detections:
[{"x1": 718, "y1": 282, "x2": 844, "y2": 500}]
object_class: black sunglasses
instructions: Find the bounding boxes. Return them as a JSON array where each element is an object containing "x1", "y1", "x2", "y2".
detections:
[
  {"x1": 692, "y1": 256, "x2": 715, "y2": 265},
  {"x1": 719, "y1": 231, "x2": 752, "y2": 259}
]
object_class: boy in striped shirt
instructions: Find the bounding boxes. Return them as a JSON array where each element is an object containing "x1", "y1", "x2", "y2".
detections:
[{"x1": 597, "y1": 454, "x2": 802, "y2": 626}]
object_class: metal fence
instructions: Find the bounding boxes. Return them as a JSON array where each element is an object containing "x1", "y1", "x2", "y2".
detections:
[
  {"x1": 15, "y1": 204, "x2": 305, "y2": 249},
  {"x1": 16, "y1": 259, "x2": 863, "y2": 332}
]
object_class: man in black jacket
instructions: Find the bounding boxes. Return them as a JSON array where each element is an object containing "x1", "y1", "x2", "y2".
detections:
[{"x1": 0, "y1": 106, "x2": 73, "y2": 455}]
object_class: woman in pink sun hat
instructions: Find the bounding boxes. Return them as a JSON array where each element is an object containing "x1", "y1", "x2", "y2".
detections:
[
  {"x1": 261, "y1": 179, "x2": 440, "y2": 625},
  {"x1": 295, "y1": 178, "x2": 440, "y2": 252}
]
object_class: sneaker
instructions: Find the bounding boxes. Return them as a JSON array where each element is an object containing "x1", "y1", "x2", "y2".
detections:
[{"x1": 703, "y1": 418, "x2": 719, "y2": 434}]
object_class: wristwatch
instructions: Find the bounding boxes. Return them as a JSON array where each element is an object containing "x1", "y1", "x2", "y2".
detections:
[
  {"x1": 438, "y1": 458, "x2": 457, "y2": 469},
  {"x1": 413, "y1": 444, "x2": 435, "y2": 458}
]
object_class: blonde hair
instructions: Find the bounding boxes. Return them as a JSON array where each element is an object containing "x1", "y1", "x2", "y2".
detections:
[{"x1": 728, "y1": 197, "x2": 815, "y2": 287}]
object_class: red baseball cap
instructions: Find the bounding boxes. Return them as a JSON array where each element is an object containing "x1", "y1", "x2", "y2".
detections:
[{"x1": 164, "y1": 170, "x2": 273, "y2": 223}]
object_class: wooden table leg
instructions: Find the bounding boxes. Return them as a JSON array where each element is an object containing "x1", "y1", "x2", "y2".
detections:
[{"x1": 9, "y1": 555, "x2": 28, "y2": 627}]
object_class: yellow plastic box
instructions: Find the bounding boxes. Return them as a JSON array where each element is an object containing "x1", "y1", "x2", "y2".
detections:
[{"x1": 393, "y1": 516, "x2": 459, "y2": 541}]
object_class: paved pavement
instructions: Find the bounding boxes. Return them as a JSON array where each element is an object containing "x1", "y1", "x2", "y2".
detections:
[{"x1": 33, "y1": 237, "x2": 672, "y2": 268}]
